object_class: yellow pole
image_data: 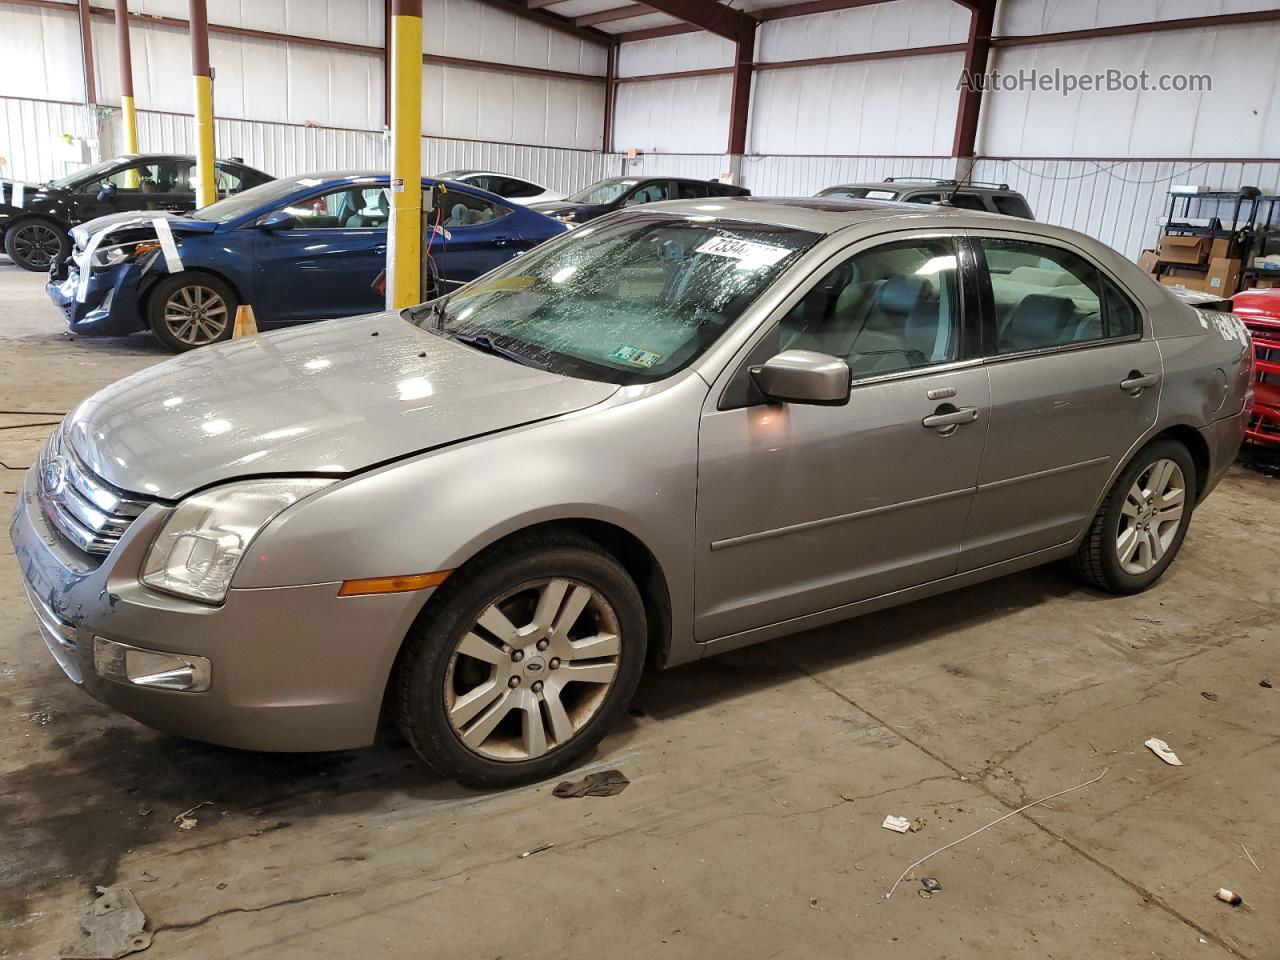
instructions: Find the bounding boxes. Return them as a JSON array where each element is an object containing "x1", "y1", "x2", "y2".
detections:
[
  {"x1": 387, "y1": 0, "x2": 423, "y2": 309},
  {"x1": 189, "y1": 0, "x2": 216, "y2": 208}
]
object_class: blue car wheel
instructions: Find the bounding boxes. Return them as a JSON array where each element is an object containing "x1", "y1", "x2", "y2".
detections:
[{"x1": 147, "y1": 272, "x2": 238, "y2": 352}]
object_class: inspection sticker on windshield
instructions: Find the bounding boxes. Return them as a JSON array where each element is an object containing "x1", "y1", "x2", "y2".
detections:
[
  {"x1": 610, "y1": 345, "x2": 662, "y2": 368},
  {"x1": 696, "y1": 236, "x2": 789, "y2": 266}
]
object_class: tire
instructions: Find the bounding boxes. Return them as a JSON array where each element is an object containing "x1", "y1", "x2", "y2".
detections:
[
  {"x1": 147, "y1": 272, "x2": 238, "y2": 352},
  {"x1": 4, "y1": 218, "x2": 70, "y2": 272},
  {"x1": 1069, "y1": 438, "x2": 1197, "y2": 594},
  {"x1": 393, "y1": 531, "x2": 647, "y2": 788}
]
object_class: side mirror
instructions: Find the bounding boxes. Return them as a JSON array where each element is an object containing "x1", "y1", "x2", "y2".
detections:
[
  {"x1": 96, "y1": 182, "x2": 117, "y2": 202},
  {"x1": 258, "y1": 210, "x2": 296, "y2": 231},
  {"x1": 750, "y1": 350, "x2": 850, "y2": 406}
]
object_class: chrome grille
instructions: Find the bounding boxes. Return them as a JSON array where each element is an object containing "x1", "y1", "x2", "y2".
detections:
[{"x1": 37, "y1": 430, "x2": 151, "y2": 556}]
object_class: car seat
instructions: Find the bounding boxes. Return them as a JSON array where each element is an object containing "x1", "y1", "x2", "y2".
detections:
[{"x1": 1000, "y1": 293, "x2": 1076, "y2": 352}]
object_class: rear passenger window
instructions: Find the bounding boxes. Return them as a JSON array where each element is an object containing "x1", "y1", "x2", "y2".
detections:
[
  {"x1": 946, "y1": 193, "x2": 988, "y2": 211},
  {"x1": 441, "y1": 192, "x2": 510, "y2": 227},
  {"x1": 677, "y1": 182, "x2": 707, "y2": 200},
  {"x1": 979, "y1": 237, "x2": 1130, "y2": 353},
  {"x1": 777, "y1": 238, "x2": 961, "y2": 380}
]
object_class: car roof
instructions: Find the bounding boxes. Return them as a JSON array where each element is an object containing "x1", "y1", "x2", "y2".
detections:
[
  {"x1": 639, "y1": 195, "x2": 1049, "y2": 234},
  {"x1": 823, "y1": 180, "x2": 1017, "y2": 195}
]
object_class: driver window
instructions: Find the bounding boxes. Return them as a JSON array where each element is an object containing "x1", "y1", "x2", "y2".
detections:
[
  {"x1": 441, "y1": 191, "x2": 510, "y2": 227},
  {"x1": 90, "y1": 160, "x2": 185, "y2": 194},
  {"x1": 624, "y1": 182, "x2": 671, "y2": 206},
  {"x1": 778, "y1": 238, "x2": 961, "y2": 379},
  {"x1": 276, "y1": 187, "x2": 388, "y2": 229}
]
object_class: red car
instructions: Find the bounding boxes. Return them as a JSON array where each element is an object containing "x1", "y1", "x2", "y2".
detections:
[{"x1": 1230, "y1": 287, "x2": 1280, "y2": 446}]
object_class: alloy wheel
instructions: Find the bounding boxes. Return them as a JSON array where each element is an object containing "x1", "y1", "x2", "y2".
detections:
[
  {"x1": 163, "y1": 284, "x2": 229, "y2": 346},
  {"x1": 1116, "y1": 458, "x2": 1185, "y2": 574},
  {"x1": 12, "y1": 223, "x2": 62, "y2": 268},
  {"x1": 444, "y1": 577, "x2": 622, "y2": 762}
]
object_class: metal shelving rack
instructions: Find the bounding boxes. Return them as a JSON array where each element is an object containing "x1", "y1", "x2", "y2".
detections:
[{"x1": 1157, "y1": 188, "x2": 1280, "y2": 289}]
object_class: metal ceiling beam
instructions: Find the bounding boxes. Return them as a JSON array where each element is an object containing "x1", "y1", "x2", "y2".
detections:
[
  {"x1": 615, "y1": 22, "x2": 700, "y2": 41},
  {"x1": 755, "y1": 0, "x2": 896, "y2": 21},
  {"x1": 466, "y1": 0, "x2": 614, "y2": 45},
  {"x1": 991, "y1": 7, "x2": 1280, "y2": 46},
  {"x1": 524, "y1": 0, "x2": 565, "y2": 8},
  {"x1": 636, "y1": 0, "x2": 757, "y2": 42},
  {"x1": 576, "y1": 4, "x2": 656, "y2": 27}
]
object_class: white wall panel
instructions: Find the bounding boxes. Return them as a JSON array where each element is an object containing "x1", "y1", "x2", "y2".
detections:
[
  {"x1": 980, "y1": 23, "x2": 1280, "y2": 158},
  {"x1": 125, "y1": 0, "x2": 382, "y2": 46},
  {"x1": 996, "y1": 0, "x2": 1280, "y2": 35},
  {"x1": 758, "y1": 0, "x2": 968, "y2": 61},
  {"x1": 744, "y1": 154, "x2": 953, "y2": 195},
  {"x1": 0, "y1": 1, "x2": 84, "y2": 103},
  {"x1": 0, "y1": 96, "x2": 97, "y2": 183},
  {"x1": 617, "y1": 32, "x2": 734, "y2": 77},
  {"x1": 427, "y1": 0, "x2": 607, "y2": 76},
  {"x1": 750, "y1": 52, "x2": 964, "y2": 156},
  {"x1": 614, "y1": 76, "x2": 732, "y2": 154},
  {"x1": 423, "y1": 64, "x2": 604, "y2": 150},
  {"x1": 608, "y1": 152, "x2": 727, "y2": 182}
]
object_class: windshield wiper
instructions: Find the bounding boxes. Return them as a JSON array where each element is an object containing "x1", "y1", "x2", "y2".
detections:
[{"x1": 447, "y1": 332, "x2": 547, "y2": 370}]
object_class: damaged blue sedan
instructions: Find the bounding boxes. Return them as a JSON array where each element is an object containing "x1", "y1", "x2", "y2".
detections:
[{"x1": 48, "y1": 172, "x2": 567, "y2": 351}]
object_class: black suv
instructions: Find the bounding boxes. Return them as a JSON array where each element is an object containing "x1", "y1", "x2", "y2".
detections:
[
  {"x1": 1, "y1": 153, "x2": 272, "y2": 271},
  {"x1": 530, "y1": 176, "x2": 750, "y2": 226},
  {"x1": 816, "y1": 178, "x2": 1034, "y2": 219}
]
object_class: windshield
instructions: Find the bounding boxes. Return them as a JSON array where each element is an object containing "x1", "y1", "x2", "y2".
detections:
[
  {"x1": 189, "y1": 176, "x2": 372, "y2": 223},
  {"x1": 407, "y1": 214, "x2": 819, "y2": 385},
  {"x1": 47, "y1": 157, "x2": 125, "y2": 189},
  {"x1": 568, "y1": 178, "x2": 638, "y2": 206}
]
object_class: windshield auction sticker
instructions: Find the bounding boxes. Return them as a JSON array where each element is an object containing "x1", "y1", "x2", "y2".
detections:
[
  {"x1": 610, "y1": 345, "x2": 662, "y2": 368},
  {"x1": 696, "y1": 236, "x2": 789, "y2": 266}
]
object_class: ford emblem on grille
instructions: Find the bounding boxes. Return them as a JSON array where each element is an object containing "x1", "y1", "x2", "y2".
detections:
[{"x1": 42, "y1": 455, "x2": 69, "y2": 497}]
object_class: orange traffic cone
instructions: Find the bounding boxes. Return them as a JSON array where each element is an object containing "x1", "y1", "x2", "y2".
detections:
[{"x1": 232, "y1": 304, "x2": 258, "y2": 339}]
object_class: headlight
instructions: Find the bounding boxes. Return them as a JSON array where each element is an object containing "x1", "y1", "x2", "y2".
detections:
[
  {"x1": 91, "y1": 240, "x2": 161, "y2": 269},
  {"x1": 553, "y1": 213, "x2": 576, "y2": 224},
  {"x1": 141, "y1": 478, "x2": 334, "y2": 603}
]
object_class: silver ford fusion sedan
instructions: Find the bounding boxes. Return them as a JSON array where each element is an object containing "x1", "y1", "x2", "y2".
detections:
[{"x1": 12, "y1": 198, "x2": 1253, "y2": 787}]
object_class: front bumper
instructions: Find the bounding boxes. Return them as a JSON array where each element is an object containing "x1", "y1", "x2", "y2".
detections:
[
  {"x1": 46, "y1": 254, "x2": 149, "y2": 337},
  {"x1": 9, "y1": 465, "x2": 429, "y2": 752}
]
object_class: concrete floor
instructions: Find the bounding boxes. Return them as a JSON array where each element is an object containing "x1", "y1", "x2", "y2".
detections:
[{"x1": 1, "y1": 259, "x2": 1277, "y2": 960}]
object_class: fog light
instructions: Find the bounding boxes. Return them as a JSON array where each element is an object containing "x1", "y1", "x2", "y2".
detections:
[{"x1": 93, "y1": 637, "x2": 211, "y2": 692}]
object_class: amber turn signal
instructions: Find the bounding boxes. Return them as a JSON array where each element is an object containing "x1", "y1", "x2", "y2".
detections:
[{"x1": 338, "y1": 570, "x2": 452, "y2": 596}]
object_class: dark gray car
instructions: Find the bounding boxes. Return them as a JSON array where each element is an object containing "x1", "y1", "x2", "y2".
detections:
[
  {"x1": 11, "y1": 198, "x2": 1252, "y2": 787},
  {"x1": 818, "y1": 178, "x2": 1034, "y2": 218}
]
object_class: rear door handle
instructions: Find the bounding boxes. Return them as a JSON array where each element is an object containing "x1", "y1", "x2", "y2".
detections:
[
  {"x1": 922, "y1": 406, "x2": 979, "y2": 431},
  {"x1": 493, "y1": 235, "x2": 514, "y2": 247},
  {"x1": 1120, "y1": 372, "x2": 1160, "y2": 394},
  {"x1": 373, "y1": 244, "x2": 387, "y2": 255}
]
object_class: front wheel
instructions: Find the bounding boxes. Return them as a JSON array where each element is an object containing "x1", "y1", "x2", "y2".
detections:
[
  {"x1": 147, "y1": 272, "x2": 238, "y2": 352},
  {"x1": 1070, "y1": 438, "x2": 1197, "y2": 594},
  {"x1": 393, "y1": 532, "x2": 646, "y2": 788},
  {"x1": 4, "y1": 218, "x2": 70, "y2": 271}
]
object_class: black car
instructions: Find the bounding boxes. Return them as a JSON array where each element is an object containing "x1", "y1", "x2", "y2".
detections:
[
  {"x1": 1, "y1": 153, "x2": 272, "y2": 271},
  {"x1": 530, "y1": 176, "x2": 750, "y2": 226}
]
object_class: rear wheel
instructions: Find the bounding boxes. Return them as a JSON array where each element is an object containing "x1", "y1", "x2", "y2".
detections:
[
  {"x1": 1070, "y1": 438, "x2": 1197, "y2": 594},
  {"x1": 147, "y1": 272, "x2": 237, "y2": 352},
  {"x1": 4, "y1": 218, "x2": 69, "y2": 272},
  {"x1": 393, "y1": 532, "x2": 646, "y2": 788}
]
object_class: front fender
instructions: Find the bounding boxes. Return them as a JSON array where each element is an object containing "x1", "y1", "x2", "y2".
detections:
[{"x1": 231, "y1": 375, "x2": 707, "y2": 659}]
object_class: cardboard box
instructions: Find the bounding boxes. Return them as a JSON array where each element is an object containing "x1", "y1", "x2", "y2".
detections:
[
  {"x1": 1251, "y1": 277, "x2": 1280, "y2": 289},
  {"x1": 1136, "y1": 250, "x2": 1159, "y2": 274},
  {"x1": 1160, "y1": 274, "x2": 1212, "y2": 292},
  {"x1": 1159, "y1": 234, "x2": 1209, "y2": 265},
  {"x1": 1209, "y1": 237, "x2": 1236, "y2": 261},
  {"x1": 1205, "y1": 256, "x2": 1242, "y2": 295}
]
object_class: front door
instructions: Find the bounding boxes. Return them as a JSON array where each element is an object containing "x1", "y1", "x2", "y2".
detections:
[
  {"x1": 72, "y1": 158, "x2": 195, "y2": 222},
  {"x1": 959, "y1": 232, "x2": 1161, "y2": 570},
  {"x1": 252, "y1": 185, "x2": 388, "y2": 324},
  {"x1": 695, "y1": 234, "x2": 991, "y2": 641}
]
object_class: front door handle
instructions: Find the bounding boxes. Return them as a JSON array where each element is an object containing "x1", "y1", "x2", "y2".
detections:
[
  {"x1": 373, "y1": 244, "x2": 387, "y2": 255},
  {"x1": 492, "y1": 235, "x2": 514, "y2": 247},
  {"x1": 1120, "y1": 372, "x2": 1160, "y2": 395},
  {"x1": 922, "y1": 405, "x2": 979, "y2": 434}
]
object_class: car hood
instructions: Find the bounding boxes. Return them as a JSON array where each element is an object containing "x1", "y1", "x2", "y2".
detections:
[
  {"x1": 64, "y1": 313, "x2": 618, "y2": 499},
  {"x1": 0, "y1": 180, "x2": 57, "y2": 214},
  {"x1": 527, "y1": 201, "x2": 603, "y2": 218},
  {"x1": 71, "y1": 211, "x2": 216, "y2": 247}
]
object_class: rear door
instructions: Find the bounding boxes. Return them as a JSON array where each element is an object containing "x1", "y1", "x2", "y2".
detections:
[
  {"x1": 695, "y1": 232, "x2": 991, "y2": 641},
  {"x1": 252, "y1": 184, "x2": 387, "y2": 323},
  {"x1": 433, "y1": 188, "x2": 521, "y2": 285},
  {"x1": 959, "y1": 229, "x2": 1160, "y2": 570}
]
